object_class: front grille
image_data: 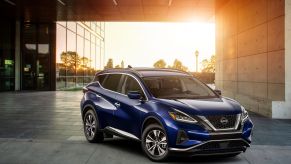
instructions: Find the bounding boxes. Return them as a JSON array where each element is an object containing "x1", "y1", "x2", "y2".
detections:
[{"x1": 205, "y1": 114, "x2": 238, "y2": 129}]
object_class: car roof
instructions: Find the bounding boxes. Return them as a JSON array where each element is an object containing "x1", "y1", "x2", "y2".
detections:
[{"x1": 97, "y1": 68, "x2": 190, "y2": 77}]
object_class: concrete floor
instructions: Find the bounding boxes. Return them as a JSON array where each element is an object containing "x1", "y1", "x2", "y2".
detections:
[{"x1": 0, "y1": 91, "x2": 291, "y2": 164}]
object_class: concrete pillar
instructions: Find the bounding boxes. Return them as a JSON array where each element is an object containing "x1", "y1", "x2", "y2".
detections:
[
  {"x1": 272, "y1": 0, "x2": 291, "y2": 118},
  {"x1": 14, "y1": 20, "x2": 21, "y2": 91}
]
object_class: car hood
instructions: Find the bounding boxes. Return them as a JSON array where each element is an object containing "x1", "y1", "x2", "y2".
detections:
[{"x1": 156, "y1": 97, "x2": 242, "y2": 116}]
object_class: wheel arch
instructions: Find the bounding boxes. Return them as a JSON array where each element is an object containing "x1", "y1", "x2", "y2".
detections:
[
  {"x1": 81, "y1": 102, "x2": 97, "y2": 121},
  {"x1": 141, "y1": 115, "x2": 166, "y2": 136}
]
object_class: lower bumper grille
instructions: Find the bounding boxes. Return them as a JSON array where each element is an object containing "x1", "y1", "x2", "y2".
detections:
[
  {"x1": 169, "y1": 139, "x2": 250, "y2": 154},
  {"x1": 196, "y1": 139, "x2": 248, "y2": 151}
]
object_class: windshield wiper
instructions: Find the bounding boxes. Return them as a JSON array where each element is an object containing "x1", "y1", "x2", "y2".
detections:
[
  {"x1": 160, "y1": 95, "x2": 218, "y2": 100},
  {"x1": 182, "y1": 90, "x2": 199, "y2": 95}
]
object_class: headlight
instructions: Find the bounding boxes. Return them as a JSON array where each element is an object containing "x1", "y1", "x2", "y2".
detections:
[
  {"x1": 241, "y1": 105, "x2": 248, "y2": 122},
  {"x1": 169, "y1": 109, "x2": 197, "y2": 124}
]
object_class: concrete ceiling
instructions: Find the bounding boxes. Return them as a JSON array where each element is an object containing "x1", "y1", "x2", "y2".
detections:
[{"x1": 1, "y1": 0, "x2": 215, "y2": 22}]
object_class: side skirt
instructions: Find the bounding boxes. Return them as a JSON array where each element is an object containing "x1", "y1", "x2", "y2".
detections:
[{"x1": 104, "y1": 126, "x2": 140, "y2": 141}]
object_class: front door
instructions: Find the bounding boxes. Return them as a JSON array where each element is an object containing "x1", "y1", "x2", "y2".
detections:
[
  {"x1": 112, "y1": 75, "x2": 145, "y2": 137},
  {"x1": 22, "y1": 23, "x2": 50, "y2": 90}
]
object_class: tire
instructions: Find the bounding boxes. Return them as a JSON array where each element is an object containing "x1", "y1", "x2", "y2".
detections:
[
  {"x1": 142, "y1": 124, "x2": 169, "y2": 161},
  {"x1": 83, "y1": 109, "x2": 104, "y2": 143}
]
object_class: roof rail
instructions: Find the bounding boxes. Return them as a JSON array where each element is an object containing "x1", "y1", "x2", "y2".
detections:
[{"x1": 125, "y1": 65, "x2": 143, "y2": 76}]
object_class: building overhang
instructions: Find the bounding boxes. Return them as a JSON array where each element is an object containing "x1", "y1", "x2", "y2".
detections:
[{"x1": 1, "y1": 0, "x2": 216, "y2": 22}]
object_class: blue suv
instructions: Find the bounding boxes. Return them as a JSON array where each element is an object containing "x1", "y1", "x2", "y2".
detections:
[{"x1": 81, "y1": 68, "x2": 253, "y2": 161}]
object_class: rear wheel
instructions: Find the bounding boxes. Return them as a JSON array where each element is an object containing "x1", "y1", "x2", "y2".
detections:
[
  {"x1": 83, "y1": 109, "x2": 104, "y2": 143},
  {"x1": 142, "y1": 124, "x2": 169, "y2": 161}
]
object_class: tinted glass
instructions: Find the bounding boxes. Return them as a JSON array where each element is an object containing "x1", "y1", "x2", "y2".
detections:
[
  {"x1": 102, "y1": 74, "x2": 122, "y2": 92},
  {"x1": 143, "y1": 76, "x2": 217, "y2": 99},
  {"x1": 93, "y1": 74, "x2": 106, "y2": 85},
  {"x1": 0, "y1": 21, "x2": 15, "y2": 91},
  {"x1": 122, "y1": 76, "x2": 143, "y2": 95}
]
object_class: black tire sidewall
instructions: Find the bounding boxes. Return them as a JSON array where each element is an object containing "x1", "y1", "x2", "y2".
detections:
[
  {"x1": 142, "y1": 124, "x2": 169, "y2": 161},
  {"x1": 83, "y1": 109, "x2": 104, "y2": 143}
]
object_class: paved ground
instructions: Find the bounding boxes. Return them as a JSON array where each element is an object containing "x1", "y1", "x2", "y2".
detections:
[{"x1": 0, "y1": 91, "x2": 291, "y2": 164}]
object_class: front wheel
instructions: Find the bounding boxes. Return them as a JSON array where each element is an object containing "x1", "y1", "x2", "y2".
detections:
[{"x1": 142, "y1": 124, "x2": 169, "y2": 161}]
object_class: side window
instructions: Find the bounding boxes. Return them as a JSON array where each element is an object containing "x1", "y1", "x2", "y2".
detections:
[
  {"x1": 97, "y1": 74, "x2": 107, "y2": 85},
  {"x1": 122, "y1": 76, "x2": 145, "y2": 97},
  {"x1": 102, "y1": 74, "x2": 122, "y2": 92},
  {"x1": 93, "y1": 74, "x2": 106, "y2": 83}
]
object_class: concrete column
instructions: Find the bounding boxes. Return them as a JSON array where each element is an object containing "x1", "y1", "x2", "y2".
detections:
[
  {"x1": 14, "y1": 20, "x2": 21, "y2": 91},
  {"x1": 272, "y1": 0, "x2": 291, "y2": 118}
]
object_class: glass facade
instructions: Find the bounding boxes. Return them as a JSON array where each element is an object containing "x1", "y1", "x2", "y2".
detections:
[
  {"x1": 0, "y1": 21, "x2": 15, "y2": 91},
  {"x1": 56, "y1": 21, "x2": 105, "y2": 90},
  {"x1": 22, "y1": 23, "x2": 52, "y2": 90}
]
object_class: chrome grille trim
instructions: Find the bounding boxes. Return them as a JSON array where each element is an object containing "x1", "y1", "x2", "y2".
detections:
[{"x1": 197, "y1": 114, "x2": 241, "y2": 132}]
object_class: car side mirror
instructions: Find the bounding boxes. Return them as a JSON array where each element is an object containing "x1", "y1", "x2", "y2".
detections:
[
  {"x1": 214, "y1": 89, "x2": 222, "y2": 96},
  {"x1": 127, "y1": 91, "x2": 142, "y2": 100}
]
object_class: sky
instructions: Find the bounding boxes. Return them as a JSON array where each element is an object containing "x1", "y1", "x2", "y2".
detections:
[{"x1": 105, "y1": 22, "x2": 215, "y2": 72}]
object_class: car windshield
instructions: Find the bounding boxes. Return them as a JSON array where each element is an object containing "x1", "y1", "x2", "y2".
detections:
[{"x1": 143, "y1": 76, "x2": 218, "y2": 99}]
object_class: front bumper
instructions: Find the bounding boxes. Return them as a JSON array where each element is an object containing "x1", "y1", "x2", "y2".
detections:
[
  {"x1": 169, "y1": 138, "x2": 249, "y2": 156},
  {"x1": 165, "y1": 118, "x2": 253, "y2": 155}
]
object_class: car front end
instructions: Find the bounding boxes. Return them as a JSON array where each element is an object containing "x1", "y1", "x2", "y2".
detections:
[
  {"x1": 162, "y1": 105, "x2": 253, "y2": 156},
  {"x1": 141, "y1": 73, "x2": 254, "y2": 157}
]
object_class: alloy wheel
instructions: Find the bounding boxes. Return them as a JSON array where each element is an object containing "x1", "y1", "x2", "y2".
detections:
[
  {"x1": 85, "y1": 113, "x2": 96, "y2": 138},
  {"x1": 145, "y1": 129, "x2": 168, "y2": 157}
]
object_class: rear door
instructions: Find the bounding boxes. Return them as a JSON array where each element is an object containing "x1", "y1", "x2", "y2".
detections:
[{"x1": 92, "y1": 74, "x2": 123, "y2": 127}]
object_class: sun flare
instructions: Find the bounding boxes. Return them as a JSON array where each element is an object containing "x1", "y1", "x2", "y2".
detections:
[{"x1": 105, "y1": 22, "x2": 215, "y2": 72}]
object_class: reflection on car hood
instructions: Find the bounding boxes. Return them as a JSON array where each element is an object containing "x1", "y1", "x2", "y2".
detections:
[{"x1": 156, "y1": 97, "x2": 242, "y2": 116}]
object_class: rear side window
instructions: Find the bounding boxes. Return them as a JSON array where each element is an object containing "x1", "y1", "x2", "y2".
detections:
[
  {"x1": 93, "y1": 74, "x2": 107, "y2": 85},
  {"x1": 102, "y1": 74, "x2": 122, "y2": 92},
  {"x1": 97, "y1": 75, "x2": 106, "y2": 85}
]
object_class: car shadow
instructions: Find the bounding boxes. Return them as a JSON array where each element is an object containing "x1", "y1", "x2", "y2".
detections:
[
  {"x1": 99, "y1": 137, "x2": 243, "y2": 163},
  {"x1": 100, "y1": 137, "x2": 144, "y2": 157}
]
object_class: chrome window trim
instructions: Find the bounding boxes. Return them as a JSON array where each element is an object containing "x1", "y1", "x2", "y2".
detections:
[
  {"x1": 95, "y1": 72, "x2": 149, "y2": 101},
  {"x1": 105, "y1": 126, "x2": 140, "y2": 141},
  {"x1": 197, "y1": 114, "x2": 241, "y2": 132},
  {"x1": 169, "y1": 138, "x2": 249, "y2": 152}
]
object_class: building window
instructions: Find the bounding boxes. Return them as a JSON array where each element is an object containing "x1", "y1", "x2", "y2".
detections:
[
  {"x1": 67, "y1": 30, "x2": 76, "y2": 52},
  {"x1": 0, "y1": 21, "x2": 15, "y2": 91},
  {"x1": 56, "y1": 23, "x2": 66, "y2": 89},
  {"x1": 77, "y1": 24, "x2": 84, "y2": 36},
  {"x1": 67, "y1": 22, "x2": 76, "y2": 32},
  {"x1": 85, "y1": 30, "x2": 90, "y2": 40},
  {"x1": 56, "y1": 21, "x2": 105, "y2": 90},
  {"x1": 91, "y1": 43, "x2": 96, "y2": 70}
]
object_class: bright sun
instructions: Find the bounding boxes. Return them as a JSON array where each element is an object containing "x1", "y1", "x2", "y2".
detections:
[{"x1": 105, "y1": 22, "x2": 215, "y2": 72}]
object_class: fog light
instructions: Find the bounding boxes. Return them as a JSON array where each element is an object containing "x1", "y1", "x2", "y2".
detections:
[{"x1": 176, "y1": 130, "x2": 188, "y2": 144}]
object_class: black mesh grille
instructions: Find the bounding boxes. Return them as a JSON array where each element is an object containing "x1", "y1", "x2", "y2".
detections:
[
  {"x1": 205, "y1": 115, "x2": 237, "y2": 129},
  {"x1": 196, "y1": 140, "x2": 248, "y2": 151}
]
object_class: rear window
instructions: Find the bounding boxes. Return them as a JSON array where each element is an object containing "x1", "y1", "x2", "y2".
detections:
[{"x1": 102, "y1": 74, "x2": 122, "y2": 92}]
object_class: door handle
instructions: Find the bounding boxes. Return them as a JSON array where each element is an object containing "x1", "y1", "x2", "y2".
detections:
[{"x1": 114, "y1": 102, "x2": 121, "y2": 108}]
